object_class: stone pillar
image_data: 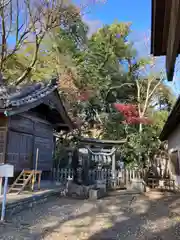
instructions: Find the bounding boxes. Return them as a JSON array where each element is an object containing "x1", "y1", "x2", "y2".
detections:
[
  {"x1": 68, "y1": 151, "x2": 73, "y2": 166},
  {"x1": 111, "y1": 152, "x2": 116, "y2": 188},
  {"x1": 72, "y1": 148, "x2": 79, "y2": 184},
  {"x1": 82, "y1": 151, "x2": 90, "y2": 186}
]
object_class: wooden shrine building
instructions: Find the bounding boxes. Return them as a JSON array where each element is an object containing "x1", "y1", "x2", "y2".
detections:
[{"x1": 0, "y1": 78, "x2": 75, "y2": 175}]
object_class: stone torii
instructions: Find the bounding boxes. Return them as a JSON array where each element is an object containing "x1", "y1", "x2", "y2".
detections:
[{"x1": 78, "y1": 138, "x2": 126, "y2": 187}]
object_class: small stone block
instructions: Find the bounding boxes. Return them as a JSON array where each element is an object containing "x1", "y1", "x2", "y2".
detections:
[
  {"x1": 89, "y1": 188, "x2": 106, "y2": 200},
  {"x1": 89, "y1": 189, "x2": 99, "y2": 200},
  {"x1": 130, "y1": 178, "x2": 145, "y2": 193}
]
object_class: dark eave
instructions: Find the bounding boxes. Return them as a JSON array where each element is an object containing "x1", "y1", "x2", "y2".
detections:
[
  {"x1": 151, "y1": 0, "x2": 180, "y2": 81},
  {"x1": 79, "y1": 138, "x2": 126, "y2": 147},
  {"x1": 159, "y1": 97, "x2": 180, "y2": 141},
  {"x1": 151, "y1": 0, "x2": 167, "y2": 56}
]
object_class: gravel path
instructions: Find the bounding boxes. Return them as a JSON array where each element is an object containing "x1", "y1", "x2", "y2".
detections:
[{"x1": 1, "y1": 192, "x2": 180, "y2": 239}]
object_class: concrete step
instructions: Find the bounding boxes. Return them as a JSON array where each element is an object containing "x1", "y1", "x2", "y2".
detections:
[{"x1": 0, "y1": 188, "x2": 61, "y2": 219}]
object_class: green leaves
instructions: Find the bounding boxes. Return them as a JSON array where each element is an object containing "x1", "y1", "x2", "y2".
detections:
[{"x1": 3, "y1": 4, "x2": 174, "y2": 169}]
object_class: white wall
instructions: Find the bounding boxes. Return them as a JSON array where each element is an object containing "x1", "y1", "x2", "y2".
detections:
[
  {"x1": 168, "y1": 123, "x2": 180, "y2": 186},
  {"x1": 168, "y1": 123, "x2": 180, "y2": 151}
]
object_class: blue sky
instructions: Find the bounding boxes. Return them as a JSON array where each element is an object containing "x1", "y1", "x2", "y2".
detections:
[
  {"x1": 82, "y1": 0, "x2": 178, "y2": 95},
  {"x1": 84, "y1": 0, "x2": 152, "y2": 42},
  {"x1": 83, "y1": 0, "x2": 153, "y2": 59},
  {"x1": 87, "y1": 0, "x2": 151, "y2": 33}
]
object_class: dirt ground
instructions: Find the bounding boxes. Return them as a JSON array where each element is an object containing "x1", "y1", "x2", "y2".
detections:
[{"x1": 1, "y1": 192, "x2": 180, "y2": 240}]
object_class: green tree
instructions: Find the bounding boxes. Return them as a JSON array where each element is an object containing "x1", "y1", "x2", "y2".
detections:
[
  {"x1": 0, "y1": 0, "x2": 94, "y2": 85},
  {"x1": 73, "y1": 22, "x2": 136, "y2": 135}
]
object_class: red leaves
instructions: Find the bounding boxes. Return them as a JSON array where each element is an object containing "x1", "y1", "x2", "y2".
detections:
[
  {"x1": 78, "y1": 92, "x2": 90, "y2": 101},
  {"x1": 113, "y1": 103, "x2": 152, "y2": 125},
  {"x1": 113, "y1": 103, "x2": 138, "y2": 117}
]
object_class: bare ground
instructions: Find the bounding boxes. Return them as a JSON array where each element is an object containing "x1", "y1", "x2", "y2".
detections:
[{"x1": 1, "y1": 192, "x2": 180, "y2": 239}]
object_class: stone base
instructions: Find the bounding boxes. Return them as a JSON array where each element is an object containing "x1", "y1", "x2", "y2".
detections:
[
  {"x1": 89, "y1": 188, "x2": 107, "y2": 200},
  {"x1": 96, "y1": 180, "x2": 106, "y2": 190},
  {"x1": 66, "y1": 180, "x2": 95, "y2": 199}
]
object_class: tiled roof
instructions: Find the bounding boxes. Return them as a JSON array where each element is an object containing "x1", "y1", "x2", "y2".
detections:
[
  {"x1": 0, "y1": 78, "x2": 57, "y2": 108},
  {"x1": 0, "y1": 78, "x2": 76, "y2": 130},
  {"x1": 79, "y1": 138, "x2": 126, "y2": 145}
]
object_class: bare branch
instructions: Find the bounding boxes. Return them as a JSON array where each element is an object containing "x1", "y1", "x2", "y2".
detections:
[
  {"x1": 142, "y1": 77, "x2": 155, "y2": 116},
  {"x1": 135, "y1": 79, "x2": 141, "y2": 117},
  {"x1": 5, "y1": 0, "x2": 13, "y2": 41},
  {"x1": 0, "y1": 4, "x2": 7, "y2": 69},
  {"x1": 0, "y1": 0, "x2": 11, "y2": 10},
  {"x1": 15, "y1": 0, "x2": 19, "y2": 43},
  {"x1": 1, "y1": 0, "x2": 101, "y2": 84}
]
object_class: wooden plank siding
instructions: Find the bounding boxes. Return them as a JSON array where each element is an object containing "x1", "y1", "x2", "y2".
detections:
[
  {"x1": 0, "y1": 115, "x2": 8, "y2": 164},
  {"x1": 33, "y1": 136, "x2": 53, "y2": 170},
  {"x1": 34, "y1": 121, "x2": 52, "y2": 138},
  {"x1": 33, "y1": 121, "x2": 54, "y2": 171},
  {"x1": 6, "y1": 113, "x2": 54, "y2": 171},
  {"x1": 8, "y1": 115, "x2": 34, "y2": 134},
  {"x1": 7, "y1": 131, "x2": 33, "y2": 171},
  {"x1": 0, "y1": 128, "x2": 7, "y2": 164}
]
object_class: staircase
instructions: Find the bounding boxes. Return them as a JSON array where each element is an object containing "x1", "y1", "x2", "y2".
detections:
[{"x1": 8, "y1": 170, "x2": 35, "y2": 194}]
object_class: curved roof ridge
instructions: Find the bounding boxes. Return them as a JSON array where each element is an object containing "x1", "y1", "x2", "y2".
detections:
[{"x1": 0, "y1": 78, "x2": 58, "y2": 108}]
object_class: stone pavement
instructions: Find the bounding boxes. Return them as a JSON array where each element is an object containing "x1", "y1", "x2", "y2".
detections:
[{"x1": 0, "y1": 191, "x2": 180, "y2": 239}]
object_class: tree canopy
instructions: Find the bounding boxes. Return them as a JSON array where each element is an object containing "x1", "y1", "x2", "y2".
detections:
[{"x1": 0, "y1": 1, "x2": 175, "y2": 167}]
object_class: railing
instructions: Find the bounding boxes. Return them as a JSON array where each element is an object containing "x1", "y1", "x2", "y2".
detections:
[
  {"x1": 52, "y1": 168, "x2": 146, "y2": 187},
  {"x1": 147, "y1": 178, "x2": 176, "y2": 191}
]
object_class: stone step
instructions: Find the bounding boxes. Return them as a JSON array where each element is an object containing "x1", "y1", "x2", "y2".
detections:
[{"x1": 10, "y1": 188, "x2": 22, "y2": 191}]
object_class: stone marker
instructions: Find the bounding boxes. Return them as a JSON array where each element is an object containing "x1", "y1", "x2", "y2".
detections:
[{"x1": 129, "y1": 178, "x2": 145, "y2": 193}]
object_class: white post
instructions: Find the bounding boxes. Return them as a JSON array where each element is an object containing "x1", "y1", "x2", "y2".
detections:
[
  {"x1": 111, "y1": 153, "x2": 116, "y2": 188},
  {"x1": 35, "y1": 148, "x2": 39, "y2": 171},
  {"x1": 1, "y1": 177, "x2": 8, "y2": 221},
  {"x1": 0, "y1": 177, "x2": 2, "y2": 195},
  {"x1": 34, "y1": 148, "x2": 39, "y2": 184}
]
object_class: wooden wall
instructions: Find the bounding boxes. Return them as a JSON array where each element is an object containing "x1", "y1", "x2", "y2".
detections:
[
  {"x1": 0, "y1": 115, "x2": 8, "y2": 164},
  {"x1": 7, "y1": 113, "x2": 54, "y2": 171}
]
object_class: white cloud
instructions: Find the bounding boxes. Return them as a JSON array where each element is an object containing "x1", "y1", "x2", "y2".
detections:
[{"x1": 83, "y1": 18, "x2": 103, "y2": 37}]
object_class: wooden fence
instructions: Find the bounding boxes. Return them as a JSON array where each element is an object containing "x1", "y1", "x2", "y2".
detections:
[{"x1": 52, "y1": 168, "x2": 146, "y2": 187}]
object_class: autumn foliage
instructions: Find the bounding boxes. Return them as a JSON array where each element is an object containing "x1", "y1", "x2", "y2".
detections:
[
  {"x1": 77, "y1": 89, "x2": 95, "y2": 101},
  {"x1": 78, "y1": 92, "x2": 90, "y2": 101},
  {"x1": 113, "y1": 103, "x2": 152, "y2": 125}
]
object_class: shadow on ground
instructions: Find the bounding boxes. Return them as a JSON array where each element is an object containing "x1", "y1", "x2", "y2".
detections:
[
  {"x1": 88, "y1": 192, "x2": 180, "y2": 240},
  {"x1": 1, "y1": 191, "x2": 180, "y2": 239}
]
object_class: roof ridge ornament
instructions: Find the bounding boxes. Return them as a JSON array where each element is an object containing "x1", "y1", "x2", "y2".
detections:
[{"x1": 51, "y1": 77, "x2": 58, "y2": 86}]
